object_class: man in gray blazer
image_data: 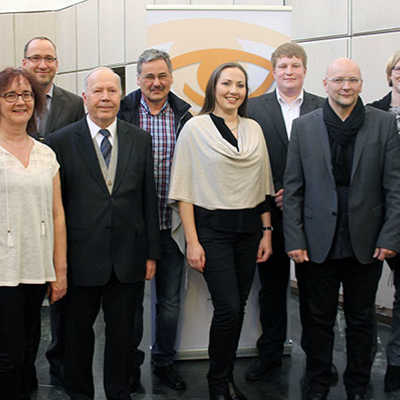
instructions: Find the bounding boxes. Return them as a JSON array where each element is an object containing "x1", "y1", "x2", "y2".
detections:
[
  {"x1": 283, "y1": 58, "x2": 400, "y2": 400},
  {"x1": 21, "y1": 36, "x2": 85, "y2": 389},
  {"x1": 246, "y1": 42, "x2": 324, "y2": 381}
]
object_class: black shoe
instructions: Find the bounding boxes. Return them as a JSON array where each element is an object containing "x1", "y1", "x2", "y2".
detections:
[
  {"x1": 50, "y1": 373, "x2": 64, "y2": 387},
  {"x1": 129, "y1": 366, "x2": 141, "y2": 393},
  {"x1": 329, "y1": 363, "x2": 339, "y2": 386},
  {"x1": 307, "y1": 394, "x2": 328, "y2": 400},
  {"x1": 347, "y1": 394, "x2": 366, "y2": 400},
  {"x1": 245, "y1": 358, "x2": 282, "y2": 381},
  {"x1": 301, "y1": 378, "x2": 328, "y2": 400},
  {"x1": 228, "y1": 381, "x2": 247, "y2": 400},
  {"x1": 153, "y1": 364, "x2": 186, "y2": 391},
  {"x1": 385, "y1": 365, "x2": 400, "y2": 392}
]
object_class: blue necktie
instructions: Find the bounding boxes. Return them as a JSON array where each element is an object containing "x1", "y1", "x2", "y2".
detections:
[{"x1": 99, "y1": 129, "x2": 112, "y2": 167}]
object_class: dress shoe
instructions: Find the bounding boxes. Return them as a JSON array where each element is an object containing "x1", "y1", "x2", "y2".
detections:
[
  {"x1": 245, "y1": 358, "x2": 282, "y2": 381},
  {"x1": 329, "y1": 363, "x2": 339, "y2": 386},
  {"x1": 347, "y1": 393, "x2": 367, "y2": 400},
  {"x1": 228, "y1": 381, "x2": 247, "y2": 400},
  {"x1": 209, "y1": 392, "x2": 230, "y2": 400},
  {"x1": 385, "y1": 365, "x2": 400, "y2": 392},
  {"x1": 153, "y1": 364, "x2": 186, "y2": 390},
  {"x1": 306, "y1": 394, "x2": 328, "y2": 400}
]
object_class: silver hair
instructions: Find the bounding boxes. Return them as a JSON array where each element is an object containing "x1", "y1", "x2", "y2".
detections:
[
  {"x1": 83, "y1": 66, "x2": 122, "y2": 92},
  {"x1": 137, "y1": 48, "x2": 172, "y2": 75}
]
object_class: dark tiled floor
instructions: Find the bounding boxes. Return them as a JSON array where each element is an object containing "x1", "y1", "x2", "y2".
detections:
[{"x1": 33, "y1": 290, "x2": 394, "y2": 400}]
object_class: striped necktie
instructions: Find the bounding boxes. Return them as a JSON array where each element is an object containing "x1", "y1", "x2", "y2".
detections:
[{"x1": 99, "y1": 129, "x2": 112, "y2": 167}]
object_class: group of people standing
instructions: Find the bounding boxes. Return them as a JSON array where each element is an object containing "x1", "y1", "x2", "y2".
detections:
[{"x1": 0, "y1": 35, "x2": 400, "y2": 400}]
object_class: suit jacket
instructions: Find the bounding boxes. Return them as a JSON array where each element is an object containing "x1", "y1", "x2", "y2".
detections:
[
  {"x1": 283, "y1": 106, "x2": 400, "y2": 264},
  {"x1": 47, "y1": 118, "x2": 160, "y2": 286},
  {"x1": 40, "y1": 85, "x2": 85, "y2": 138},
  {"x1": 247, "y1": 90, "x2": 324, "y2": 228}
]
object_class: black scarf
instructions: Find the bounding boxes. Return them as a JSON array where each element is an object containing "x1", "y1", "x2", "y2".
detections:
[{"x1": 323, "y1": 97, "x2": 365, "y2": 186}]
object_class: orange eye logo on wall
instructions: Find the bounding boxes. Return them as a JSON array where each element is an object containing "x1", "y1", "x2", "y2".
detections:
[{"x1": 147, "y1": 17, "x2": 291, "y2": 108}]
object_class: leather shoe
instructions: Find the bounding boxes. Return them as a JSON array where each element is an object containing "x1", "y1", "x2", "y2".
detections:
[
  {"x1": 153, "y1": 364, "x2": 186, "y2": 391},
  {"x1": 347, "y1": 393, "x2": 367, "y2": 400},
  {"x1": 245, "y1": 358, "x2": 282, "y2": 381},
  {"x1": 307, "y1": 394, "x2": 328, "y2": 400},
  {"x1": 228, "y1": 381, "x2": 247, "y2": 400},
  {"x1": 329, "y1": 363, "x2": 339, "y2": 386},
  {"x1": 385, "y1": 365, "x2": 400, "y2": 392},
  {"x1": 209, "y1": 392, "x2": 230, "y2": 400}
]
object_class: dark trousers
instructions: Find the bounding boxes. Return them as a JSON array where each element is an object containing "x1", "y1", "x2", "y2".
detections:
[
  {"x1": 0, "y1": 284, "x2": 47, "y2": 400},
  {"x1": 256, "y1": 219, "x2": 290, "y2": 362},
  {"x1": 45, "y1": 296, "x2": 67, "y2": 384},
  {"x1": 197, "y1": 224, "x2": 259, "y2": 392},
  {"x1": 296, "y1": 258, "x2": 382, "y2": 395},
  {"x1": 151, "y1": 229, "x2": 184, "y2": 366},
  {"x1": 64, "y1": 275, "x2": 142, "y2": 400}
]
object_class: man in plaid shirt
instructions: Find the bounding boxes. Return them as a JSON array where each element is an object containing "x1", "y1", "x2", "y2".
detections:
[{"x1": 119, "y1": 48, "x2": 191, "y2": 392}]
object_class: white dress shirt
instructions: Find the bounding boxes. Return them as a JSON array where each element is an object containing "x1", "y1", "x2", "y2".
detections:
[{"x1": 276, "y1": 89, "x2": 304, "y2": 139}]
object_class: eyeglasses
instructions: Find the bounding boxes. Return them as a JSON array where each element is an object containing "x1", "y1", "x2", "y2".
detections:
[
  {"x1": 327, "y1": 77, "x2": 362, "y2": 85},
  {"x1": 392, "y1": 66, "x2": 400, "y2": 74},
  {"x1": 25, "y1": 55, "x2": 57, "y2": 64},
  {"x1": 0, "y1": 91, "x2": 34, "y2": 103}
]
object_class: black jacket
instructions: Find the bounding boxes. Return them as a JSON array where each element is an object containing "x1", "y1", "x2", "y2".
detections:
[
  {"x1": 118, "y1": 89, "x2": 191, "y2": 135},
  {"x1": 368, "y1": 92, "x2": 392, "y2": 112}
]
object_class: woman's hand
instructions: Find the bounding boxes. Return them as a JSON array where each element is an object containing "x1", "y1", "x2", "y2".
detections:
[
  {"x1": 257, "y1": 233, "x2": 272, "y2": 263},
  {"x1": 187, "y1": 241, "x2": 206, "y2": 272},
  {"x1": 49, "y1": 272, "x2": 67, "y2": 303}
]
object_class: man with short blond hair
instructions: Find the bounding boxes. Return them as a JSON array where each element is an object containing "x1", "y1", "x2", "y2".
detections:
[{"x1": 245, "y1": 42, "x2": 324, "y2": 381}]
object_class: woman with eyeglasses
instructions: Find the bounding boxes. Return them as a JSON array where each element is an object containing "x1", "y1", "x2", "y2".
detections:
[
  {"x1": 169, "y1": 62, "x2": 274, "y2": 400},
  {"x1": 0, "y1": 67, "x2": 67, "y2": 399}
]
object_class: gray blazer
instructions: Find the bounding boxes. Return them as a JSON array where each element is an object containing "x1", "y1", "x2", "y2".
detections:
[
  {"x1": 44, "y1": 85, "x2": 85, "y2": 136},
  {"x1": 283, "y1": 105, "x2": 400, "y2": 264}
]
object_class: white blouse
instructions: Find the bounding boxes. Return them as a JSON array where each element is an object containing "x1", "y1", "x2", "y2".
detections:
[{"x1": 0, "y1": 139, "x2": 59, "y2": 286}]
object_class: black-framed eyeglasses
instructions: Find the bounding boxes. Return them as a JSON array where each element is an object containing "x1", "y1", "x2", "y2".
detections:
[
  {"x1": 0, "y1": 91, "x2": 34, "y2": 103},
  {"x1": 25, "y1": 55, "x2": 57, "y2": 64}
]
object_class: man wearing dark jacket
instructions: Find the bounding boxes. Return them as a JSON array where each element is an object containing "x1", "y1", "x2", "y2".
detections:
[
  {"x1": 119, "y1": 48, "x2": 191, "y2": 392},
  {"x1": 369, "y1": 50, "x2": 400, "y2": 394}
]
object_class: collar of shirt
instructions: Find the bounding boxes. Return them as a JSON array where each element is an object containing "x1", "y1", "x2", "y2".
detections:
[
  {"x1": 276, "y1": 89, "x2": 304, "y2": 139},
  {"x1": 86, "y1": 115, "x2": 117, "y2": 147},
  {"x1": 276, "y1": 88, "x2": 304, "y2": 108},
  {"x1": 140, "y1": 95, "x2": 169, "y2": 116}
]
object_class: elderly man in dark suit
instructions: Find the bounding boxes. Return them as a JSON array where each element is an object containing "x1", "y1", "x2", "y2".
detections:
[
  {"x1": 246, "y1": 42, "x2": 324, "y2": 382},
  {"x1": 283, "y1": 58, "x2": 400, "y2": 400},
  {"x1": 47, "y1": 67, "x2": 160, "y2": 400},
  {"x1": 21, "y1": 36, "x2": 85, "y2": 389}
]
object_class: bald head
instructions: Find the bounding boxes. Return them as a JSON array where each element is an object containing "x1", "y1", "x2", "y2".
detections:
[
  {"x1": 325, "y1": 58, "x2": 362, "y2": 80},
  {"x1": 323, "y1": 58, "x2": 363, "y2": 119}
]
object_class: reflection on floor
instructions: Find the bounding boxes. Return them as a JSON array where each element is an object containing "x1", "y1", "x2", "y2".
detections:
[{"x1": 33, "y1": 290, "x2": 392, "y2": 400}]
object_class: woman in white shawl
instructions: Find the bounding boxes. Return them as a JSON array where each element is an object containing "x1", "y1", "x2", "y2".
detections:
[{"x1": 169, "y1": 62, "x2": 274, "y2": 400}]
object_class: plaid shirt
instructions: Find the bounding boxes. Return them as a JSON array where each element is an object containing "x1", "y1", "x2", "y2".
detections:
[{"x1": 138, "y1": 96, "x2": 176, "y2": 230}]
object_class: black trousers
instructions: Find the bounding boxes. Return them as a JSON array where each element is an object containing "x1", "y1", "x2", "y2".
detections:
[
  {"x1": 296, "y1": 258, "x2": 382, "y2": 395},
  {"x1": 45, "y1": 296, "x2": 67, "y2": 383},
  {"x1": 0, "y1": 283, "x2": 47, "y2": 400},
  {"x1": 64, "y1": 275, "x2": 142, "y2": 400},
  {"x1": 256, "y1": 217, "x2": 290, "y2": 362},
  {"x1": 197, "y1": 223, "x2": 259, "y2": 392}
]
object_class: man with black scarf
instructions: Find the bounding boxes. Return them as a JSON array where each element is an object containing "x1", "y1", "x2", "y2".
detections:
[{"x1": 283, "y1": 58, "x2": 400, "y2": 400}]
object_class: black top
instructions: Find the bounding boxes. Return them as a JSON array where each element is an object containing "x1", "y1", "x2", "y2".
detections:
[{"x1": 193, "y1": 114, "x2": 271, "y2": 233}]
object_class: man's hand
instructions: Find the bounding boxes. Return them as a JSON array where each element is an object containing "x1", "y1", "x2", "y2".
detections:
[
  {"x1": 287, "y1": 249, "x2": 309, "y2": 263},
  {"x1": 274, "y1": 188, "x2": 284, "y2": 210},
  {"x1": 145, "y1": 259, "x2": 156, "y2": 280},
  {"x1": 373, "y1": 248, "x2": 397, "y2": 261}
]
